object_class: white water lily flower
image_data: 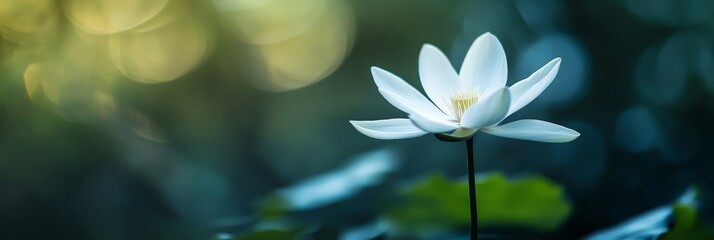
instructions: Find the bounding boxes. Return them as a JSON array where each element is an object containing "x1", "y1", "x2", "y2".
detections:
[{"x1": 350, "y1": 32, "x2": 579, "y2": 143}]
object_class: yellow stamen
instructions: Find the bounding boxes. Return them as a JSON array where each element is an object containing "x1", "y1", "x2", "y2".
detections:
[{"x1": 450, "y1": 90, "x2": 479, "y2": 121}]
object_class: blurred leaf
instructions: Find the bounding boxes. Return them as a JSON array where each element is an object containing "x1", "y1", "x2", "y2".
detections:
[
  {"x1": 662, "y1": 204, "x2": 714, "y2": 240},
  {"x1": 257, "y1": 149, "x2": 398, "y2": 218},
  {"x1": 584, "y1": 206, "x2": 670, "y2": 240},
  {"x1": 384, "y1": 174, "x2": 469, "y2": 231},
  {"x1": 585, "y1": 187, "x2": 712, "y2": 240},
  {"x1": 477, "y1": 173, "x2": 572, "y2": 230},
  {"x1": 384, "y1": 172, "x2": 571, "y2": 233},
  {"x1": 217, "y1": 228, "x2": 305, "y2": 240},
  {"x1": 257, "y1": 195, "x2": 290, "y2": 220}
]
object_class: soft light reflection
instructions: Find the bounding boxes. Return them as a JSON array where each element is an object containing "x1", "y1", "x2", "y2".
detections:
[
  {"x1": 109, "y1": 15, "x2": 213, "y2": 84},
  {"x1": 586, "y1": 188, "x2": 696, "y2": 240},
  {"x1": 341, "y1": 221, "x2": 389, "y2": 240},
  {"x1": 22, "y1": 62, "x2": 42, "y2": 100},
  {"x1": 128, "y1": 110, "x2": 169, "y2": 143},
  {"x1": 278, "y1": 149, "x2": 398, "y2": 210},
  {"x1": 63, "y1": 0, "x2": 170, "y2": 35},
  {"x1": 585, "y1": 206, "x2": 671, "y2": 240}
]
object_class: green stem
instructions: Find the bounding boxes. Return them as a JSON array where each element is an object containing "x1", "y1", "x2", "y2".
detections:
[{"x1": 466, "y1": 137, "x2": 478, "y2": 239}]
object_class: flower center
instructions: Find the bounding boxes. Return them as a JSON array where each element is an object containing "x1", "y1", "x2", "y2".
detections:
[{"x1": 450, "y1": 90, "x2": 479, "y2": 121}]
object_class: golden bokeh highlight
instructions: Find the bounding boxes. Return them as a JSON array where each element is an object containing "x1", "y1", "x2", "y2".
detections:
[
  {"x1": 63, "y1": 0, "x2": 170, "y2": 35},
  {"x1": 0, "y1": 0, "x2": 59, "y2": 44},
  {"x1": 1, "y1": 0, "x2": 355, "y2": 121},
  {"x1": 221, "y1": 0, "x2": 354, "y2": 91},
  {"x1": 221, "y1": 0, "x2": 327, "y2": 44},
  {"x1": 129, "y1": 0, "x2": 186, "y2": 33},
  {"x1": 22, "y1": 62, "x2": 42, "y2": 100},
  {"x1": 109, "y1": 14, "x2": 213, "y2": 84},
  {"x1": 257, "y1": 13, "x2": 353, "y2": 91}
]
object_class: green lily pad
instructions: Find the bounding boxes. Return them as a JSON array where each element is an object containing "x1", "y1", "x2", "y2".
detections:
[{"x1": 384, "y1": 172, "x2": 572, "y2": 232}]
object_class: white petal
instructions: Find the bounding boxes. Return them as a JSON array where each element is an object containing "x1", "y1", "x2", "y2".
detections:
[
  {"x1": 482, "y1": 119, "x2": 580, "y2": 143},
  {"x1": 460, "y1": 32, "x2": 508, "y2": 94},
  {"x1": 371, "y1": 67, "x2": 448, "y2": 119},
  {"x1": 419, "y1": 44, "x2": 460, "y2": 114},
  {"x1": 378, "y1": 89, "x2": 450, "y2": 120},
  {"x1": 350, "y1": 119, "x2": 428, "y2": 140},
  {"x1": 409, "y1": 112, "x2": 458, "y2": 133},
  {"x1": 460, "y1": 88, "x2": 510, "y2": 129},
  {"x1": 507, "y1": 58, "x2": 561, "y2": 116}
]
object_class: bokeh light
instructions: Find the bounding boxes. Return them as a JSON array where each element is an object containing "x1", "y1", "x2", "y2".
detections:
[
  {"x1": 63, "y1": 0, "x2": 170, "y2": 35},
  {"x1": 229, "y1": 0, "x2": 355, "y2": 91},
  {"x1": 252, "y1": 8, "x2": 353, "y2": 91},
  {"x1": 0, "y1": 0, "x2": 59, "y2": 44},
  {"x1": 516, "y1": 33, "x2": 589, "y2": 107},
  {"x1": 109, "y1": 13, "x2": 213, "y2": 84}
]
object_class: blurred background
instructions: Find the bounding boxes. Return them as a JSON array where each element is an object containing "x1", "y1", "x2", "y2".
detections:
[{"x1": 1, "y1": 0, "x2": 713, "y2": 239}]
